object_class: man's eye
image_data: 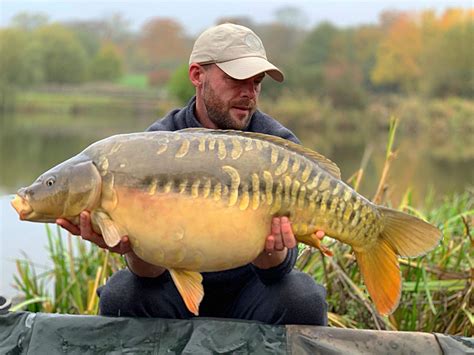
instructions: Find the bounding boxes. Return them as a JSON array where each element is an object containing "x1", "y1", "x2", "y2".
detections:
[{"x1": 255, "y1": 77, "x2": 264, "y2": 85}]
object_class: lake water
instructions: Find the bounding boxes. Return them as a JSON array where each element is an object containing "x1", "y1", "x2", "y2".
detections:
[{"x1": 1, "y1": 110, "x2": 472, "y2": 299}]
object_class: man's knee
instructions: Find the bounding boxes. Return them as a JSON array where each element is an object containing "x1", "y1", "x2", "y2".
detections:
[
  {"x1": 278, "y1": 271, "x2": 328, "y2": 326},
  {"x1": 97, "y1": 269, "x2": 141, "y2": 316},
  {"x1": 98, "y1": 269, "x2": 190, "y2": 318}
]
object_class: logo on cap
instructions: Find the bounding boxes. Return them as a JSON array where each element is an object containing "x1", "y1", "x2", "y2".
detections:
[{"x1": 244, "y1": 34, "x2": 262, "y2": 51}]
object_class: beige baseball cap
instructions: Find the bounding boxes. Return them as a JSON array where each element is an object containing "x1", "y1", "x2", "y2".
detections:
[{"x1": 189, "y1": 23, "x2": 284, "y2": 82}]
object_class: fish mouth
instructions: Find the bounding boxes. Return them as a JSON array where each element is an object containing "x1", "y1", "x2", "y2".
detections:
[{"x1": 11, "y1": 194, "x2": 34, "y2": 220}]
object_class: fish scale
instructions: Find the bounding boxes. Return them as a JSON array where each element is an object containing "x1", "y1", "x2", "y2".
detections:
[{"x1": 11, "y1": 128, "x2": 442, "y2": 317}]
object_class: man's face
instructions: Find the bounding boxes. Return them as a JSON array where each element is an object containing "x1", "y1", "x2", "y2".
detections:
[{"x1": 201, "y1": 65, "x2": 264, "y2": 130}]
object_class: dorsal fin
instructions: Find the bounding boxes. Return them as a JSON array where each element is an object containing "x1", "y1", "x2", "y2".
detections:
[{"x1": 178, "y1": 128, "x2": 341, "y2": 179}]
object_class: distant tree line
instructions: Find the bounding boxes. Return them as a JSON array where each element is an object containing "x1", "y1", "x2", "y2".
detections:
[{"x1": 0, "y1": 8, "x2": 472, "y2": 107}]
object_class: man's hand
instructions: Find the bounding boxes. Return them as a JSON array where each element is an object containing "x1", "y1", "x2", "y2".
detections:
[
  {"x1": 57, "y1": 211, "x2": 132, "y2": 255},
  {"x1": 252, "y1": 216, "x2": 325, "y2": 269},
  {"x1": 57, "y1": 211, "x2": 165, "y2": 278}
]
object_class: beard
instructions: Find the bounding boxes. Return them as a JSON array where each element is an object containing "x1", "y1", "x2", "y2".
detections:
[{"x1": 202, "y1": 80, "x2": 256, "y2": 130}]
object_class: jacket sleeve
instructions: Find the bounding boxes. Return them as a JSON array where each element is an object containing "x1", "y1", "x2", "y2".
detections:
[{"x1": 251, "y1": 246, "x2": 298, "y2": 285}]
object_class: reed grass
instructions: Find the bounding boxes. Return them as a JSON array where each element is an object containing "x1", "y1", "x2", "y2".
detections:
[
  {"x1": 11, "y1": 119, "x2": 473, "y2": 335},
  {"x1": 12, "y1": 225, "x2": 125, "y2": 314}
]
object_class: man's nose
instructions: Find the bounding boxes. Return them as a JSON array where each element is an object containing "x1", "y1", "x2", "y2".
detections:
[{"x1": 240, "y1": 80, "x2": 258, "y2": 98}]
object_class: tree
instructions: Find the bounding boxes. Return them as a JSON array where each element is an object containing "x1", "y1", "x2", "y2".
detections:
[
  {"x1": 422, "y1": 11, "x2": 474, "y2": 97},
  {"x1": 352, "y1": 25, "x2": 382, "y2": 90},
  {"x1": 100, "y1": 13, "x2": 131, "y2": 43},
  {"x1": 139, "y1": 18, "x2": 189, "y2": 72},
  {"x1": 297, "y1": 22, "x2": 339, "y2": 67},
  {"x1": 215, "y1": 16, "x2": 255, "y2": 29},
  {"x1": 10, "y1": 12, "x2": 49, "y2": 31},
  {"x1": 284, "y1": 22, "x2": 339, "y2": 95},
  {"x1": 372, "y1": 8, "x2": 473, "y2": 96},
  {"x1": 89, "y1": 42, "x2": 123, "y2": 81},
  {"x1": 0, "y1": 29, "x2": 43, "y2": 86},
  {"x1": 371, "y1": 12, "x2": 422, "y2": 92},
  {"x1": 167, "y1": 64, "x2": 194, "y2": 104},
  {"x1": 35, "y1": 24, "x2": 87, "y2": 84},
  {"x1": 274, "y1": 6, "x2": 308, "y2": 30},
  {"x1": 65, "y1": 21, "x2": 102, "y2": 60}
]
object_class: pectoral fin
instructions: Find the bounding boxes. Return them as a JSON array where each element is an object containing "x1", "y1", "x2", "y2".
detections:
[
  {"x1": 169, "y1": 269, "x2": 204, "y2": 316},
  {"x1": 297, "y1": 232, "x2": 333, "y2": 257},
  {"x1": 91, "y1": 210, "x2": 126, "y2": 247}
]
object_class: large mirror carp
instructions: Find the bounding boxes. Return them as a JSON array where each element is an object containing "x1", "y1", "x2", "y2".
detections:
[{"x1": 11, "y1": 129, "x2": 442, "y2": 316}]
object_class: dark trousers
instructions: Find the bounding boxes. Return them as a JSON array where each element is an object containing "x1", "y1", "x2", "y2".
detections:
[{"x1": 97, "y1": 269, "x2": 328, "y2": 326}]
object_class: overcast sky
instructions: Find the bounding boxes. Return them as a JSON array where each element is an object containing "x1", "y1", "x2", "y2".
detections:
[{"x1": 1, "y1": 0, "x2": 471, "y2": 35}]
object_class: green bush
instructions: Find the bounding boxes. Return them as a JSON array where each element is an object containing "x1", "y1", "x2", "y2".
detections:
[{"x1": 167, "y1": 64, "x2": 194, "y2": 104}]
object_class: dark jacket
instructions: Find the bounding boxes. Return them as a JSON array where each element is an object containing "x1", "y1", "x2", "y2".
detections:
[{"x1": 147, "y1": 96, "x2": 299, "y2": 285}]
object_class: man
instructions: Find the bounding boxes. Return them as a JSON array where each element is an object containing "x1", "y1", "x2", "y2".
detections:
[{"x1": 58, "y1": 23, "x2": 328, "y2": 325}]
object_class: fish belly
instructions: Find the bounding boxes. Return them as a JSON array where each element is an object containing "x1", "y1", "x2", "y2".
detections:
[{"x1": 108, "y1": 187, "x2": 271, "y2": 271}]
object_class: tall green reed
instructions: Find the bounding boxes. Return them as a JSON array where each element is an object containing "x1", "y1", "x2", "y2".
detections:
[{"x1": 12, "y1": 224, "x2": 125, "y2": 314}]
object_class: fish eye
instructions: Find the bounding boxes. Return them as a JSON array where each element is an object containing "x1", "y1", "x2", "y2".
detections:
[{"x1": 45, "y1": 177, "x2": 56, "y2": 187}]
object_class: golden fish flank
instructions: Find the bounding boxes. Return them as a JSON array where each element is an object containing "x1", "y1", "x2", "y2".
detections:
[{"x1": 11, "y1": 129, "x2": 442, "y2": 317}]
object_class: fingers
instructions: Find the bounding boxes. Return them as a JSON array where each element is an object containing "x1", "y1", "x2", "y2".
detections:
[
  {"x1": 56, "y1": 211, "x2": 131, "y2": 255},
  {"x1": 56, "y1": 218, "x2": 81, "y2": 236},
  {"x1": 79, "y1": 211, "x2": 94, "y2": 239},
  {"x1": 281, "y1": 217, "x2": 297, "y2": 249},
  {"x1": 271, "y1": 217, "x2": 284, "y2": 251},
  {"x1": 118, "y1": 236, "x2": 133, "y2": 255},
  {"x1": 78, "y1": 212, "x2": 132, "y2": 255},
  {"x1": 315, "y1": 230, "x2": 325, "y2": 240},
  {"x1": 265, "y1": 235, "x2": 275, "y2": 253},
  {"x1": 267, "y1": 216, "x2": 297, "y2": 252}
]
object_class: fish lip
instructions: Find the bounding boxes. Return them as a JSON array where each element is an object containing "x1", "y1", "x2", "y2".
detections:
[{"x1": 11, "y1": 194, "x2": 33, "y2": 220}]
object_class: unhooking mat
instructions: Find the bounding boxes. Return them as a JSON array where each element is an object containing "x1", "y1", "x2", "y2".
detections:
[{"x1": 0, "y1": 311, "x2": 472, "y2": 354}]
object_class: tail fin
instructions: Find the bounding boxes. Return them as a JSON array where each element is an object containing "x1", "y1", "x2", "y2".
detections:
[
  {"x1": 354, "y1": 241, "x2": 400, "y2": 315},
  {"x1": 355, "y1": 207, "x2": 442, "y2": 315},
  {"x1": 379, "y1": 207, "x2": 442, "y2": 257}
]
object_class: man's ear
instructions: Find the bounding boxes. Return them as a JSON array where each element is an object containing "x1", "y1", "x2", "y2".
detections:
[{"x1": 189, "y1": 63, "x2": 204, "y2": 88}]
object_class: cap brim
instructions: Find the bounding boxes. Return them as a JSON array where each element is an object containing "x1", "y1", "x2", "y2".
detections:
[{"x1": 216, "y1": 57, "x2": 284, "y2": 82}]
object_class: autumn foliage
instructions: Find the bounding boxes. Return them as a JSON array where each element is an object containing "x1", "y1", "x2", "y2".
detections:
[{"x1": 0, "y1": 8, "x2": 471, "y2": 101}]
